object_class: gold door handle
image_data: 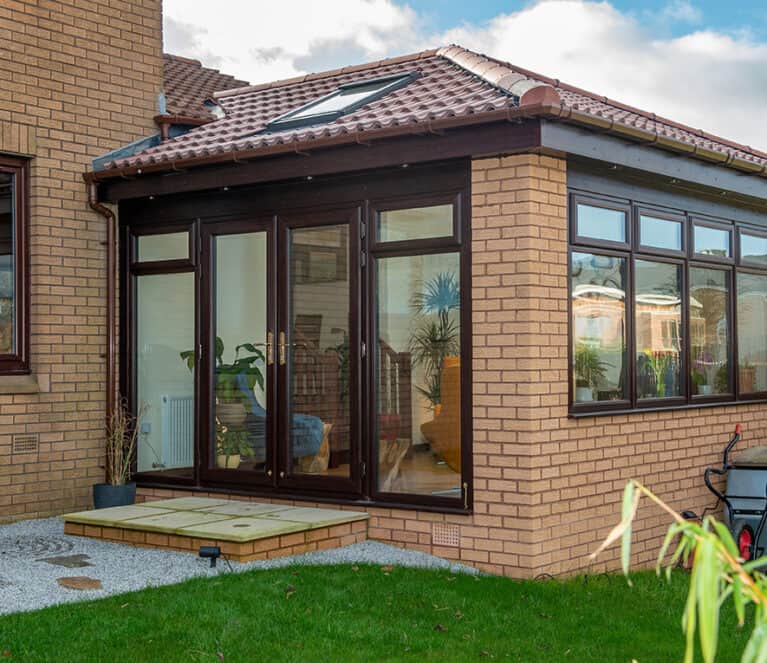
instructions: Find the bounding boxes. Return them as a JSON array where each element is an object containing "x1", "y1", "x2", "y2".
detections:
[
  {"x1": 278, "y1": 331, "x2": 286, "y2": 365},
  {"x1": 267, "y1": 469, "x2": 273, "y2": 477},
  {"x1": 266, "y1": 331, "x2": 274, "y2": 365}
]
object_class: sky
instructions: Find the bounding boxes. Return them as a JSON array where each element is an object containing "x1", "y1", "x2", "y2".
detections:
[{"x1": 163, "y1": 0, "x2": 767, "y2": 149}]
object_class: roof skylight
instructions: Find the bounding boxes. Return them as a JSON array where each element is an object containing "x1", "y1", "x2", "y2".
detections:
[{"x1": 265, "y1": 72, "x2": 417, "y2": 132}]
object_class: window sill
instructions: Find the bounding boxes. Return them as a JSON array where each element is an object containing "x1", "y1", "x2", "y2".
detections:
[
  {"x1": 569, "y1": 397, "x2": 767, "y2": 418},
  {"x1": 0, "y1": 374, "x2": 46, "y2": 395}
]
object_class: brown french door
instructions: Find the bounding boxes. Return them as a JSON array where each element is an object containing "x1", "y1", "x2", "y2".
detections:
[
  {"x1": 276, "y1": 207, "x2": 362, "y2": 495},
  {"x1": 200, "y1": 218, "x2": 277, "y2": 486},
  {"x1": 200, "y1": 208, "x2": 362, "y2": 496}
]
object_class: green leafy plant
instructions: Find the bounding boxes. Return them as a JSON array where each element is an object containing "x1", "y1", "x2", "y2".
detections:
[
  {"x1": 105, "y1": 398, "x2": 148, "y2": 486},
  {"x1": 592, "y1": 479, "x2": 767, "y2": 663},
  {"x1": 215, "y1": 420, "x2": 255, "y2": 460},
  {"x1": 181, "y1": 336, "x2": 264, "y2": 403},
  {"x1": 409, "y1": 272, "x2": 460, "y2": 407},
  {"x1": 714, "y1": 363, "x2": 730, "y2": 394},
  {"x1": 573, "y1": 343, "x2": 609, "y2": 390}
]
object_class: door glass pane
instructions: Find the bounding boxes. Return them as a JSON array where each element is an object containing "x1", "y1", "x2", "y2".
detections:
[
  {"x1": 137, "y1": 232, "x2": 189, "y2": 262},
  {"x1": 571, "y1": 252, "x2": 627, "y2": 402},
  {"x1": 694, "y1": 225, "x2": 730, "y2": 257},
  {"x1": 741, "y1": 233, "x2": 767, "y2": 266},
  {"x1": 635, "y1": 260, "x2": 682, "y2": 399},
  {"x1": 689, "y1": 268, "x2": 730, "y2": 395},
  {"x1": 376, "y1": 252, "x2": 461, "y2": 497},
  {"x1": 737, "y1": 272, "x2": 767, "y2": 393},
  {"x1": 640, "y1": 215, "x2": 682, "y2": 251},
  {"x1": 136, "y1": 273, "x2": 195, "y2": 477},
  {"x1": 378, "y1": 204, "x2": 453, "y2": 243},
  {"x1": 0, "y1": 173, "x2": 14, "y2": 354},
  {"x1": 289, "y1": 225, "x2": 350, "y2": 477},
  {"x1": 576, "y1": 204, "x2": 626, "y2": 243},
  {"x1": 213, "y1": 233, "x2": 268, "y2": 472}
]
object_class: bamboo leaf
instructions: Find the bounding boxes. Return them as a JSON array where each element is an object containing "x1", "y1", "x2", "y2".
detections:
[
  {"x1": 741, "y1": 623, "x2": 767, "y2": 663},
  {"x1": 695, "y1": 536, "x2": 720, "y2": 663},
  {"x1": 713, "y1": 521, "x2": 738, "y2": 559}
]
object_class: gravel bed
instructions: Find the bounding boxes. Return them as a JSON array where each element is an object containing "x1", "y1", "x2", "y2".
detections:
[{"x1": 0, "y1": 517, "x2": 477, "y2": 616}]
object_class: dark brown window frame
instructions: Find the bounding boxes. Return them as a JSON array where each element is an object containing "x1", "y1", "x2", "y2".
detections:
[
  {"x1": 569, "y1": 188, "x2": 766, "y2": 416},
  {"x1": 0, "y1": 155, "x2": 29, "y2": 375},
  {"x1": 368, "y1": 188, "x2": 472, "y2": 510},
  {"x1": 120, "y1": 161, "x2": 473, "y2": 513}
]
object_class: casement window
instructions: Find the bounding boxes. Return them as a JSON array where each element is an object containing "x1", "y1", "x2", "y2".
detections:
[
  {"x1": 569, "y1": 191, "x2": 767, "y2": 414},
  {"x1": 0, "y1": 156, "x2": 28, "y2": 374}
]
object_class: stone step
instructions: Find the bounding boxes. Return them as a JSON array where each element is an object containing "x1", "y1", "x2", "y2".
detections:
[{"x1": 62, "y1": 497, "x2": 369, "y2": 562}]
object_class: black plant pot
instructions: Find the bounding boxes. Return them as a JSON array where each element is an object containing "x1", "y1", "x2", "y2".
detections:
[{"x1": 93, "y1": 482, "x2": 136, "y2": 509}]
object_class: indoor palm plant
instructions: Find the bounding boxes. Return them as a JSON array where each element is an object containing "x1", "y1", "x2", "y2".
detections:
[
  {"x1": 93, "y1": 398, "x2": 147, "y2": 509},
  {"x1": 409, "y1": 272, "x2": 460, "y2": 412},
  {"x1": 573, "y1": 342, "x2": 609, "y2": 402}
]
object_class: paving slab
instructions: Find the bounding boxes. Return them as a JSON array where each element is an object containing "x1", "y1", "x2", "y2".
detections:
[
  {"x1": 118, "y1": 511, "x2": 233, "y2": 534},
  {"x1": 177, "y1": 516, "x2": 307, "y2": 542},
  {"x1": 142, "y1": 497, "x2": 233, "y2": 511},
  {"x1": 63, "y1": 505, "x2": 173, "y2": 526},
  {"x1": 198, "y1": 502, "x2": 294, "y2": 517},
  {"x1": 257, "y1": 507, "x2": 369, "y2": 528}
]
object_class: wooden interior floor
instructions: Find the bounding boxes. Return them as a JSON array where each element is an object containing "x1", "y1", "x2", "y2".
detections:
[{"x1": 140, "y1": 447, "x2": 460, "y2": 496}]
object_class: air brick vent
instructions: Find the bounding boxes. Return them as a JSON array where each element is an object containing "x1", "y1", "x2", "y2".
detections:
[
  {"x1": 12, "y1": 433, "x2": 39, "y2": 455},
  {"x1": 432, "y1": 523, "x2": 460, "y2": 547}
]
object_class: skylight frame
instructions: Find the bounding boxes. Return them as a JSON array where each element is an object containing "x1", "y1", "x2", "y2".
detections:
[{"x1": 265, "y1": 72, "x2": 419, "y2": 132}]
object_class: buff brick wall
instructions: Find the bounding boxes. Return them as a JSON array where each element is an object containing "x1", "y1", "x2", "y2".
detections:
[
  {"x1": 0, "y1": 0, "x2": 162, "y2": 521},
  {"x1": 139, "y1": 153, "x2": 767, "y2": 578}
]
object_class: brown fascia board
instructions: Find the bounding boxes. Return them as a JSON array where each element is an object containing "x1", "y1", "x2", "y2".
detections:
[{"x1": 84, "y1": 101, "x2": 767, "y2": 184}]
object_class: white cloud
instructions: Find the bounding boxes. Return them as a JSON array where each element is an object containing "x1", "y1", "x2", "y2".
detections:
[{"x1": 163, "y1": 0, "x2": 767, "y2": 149}]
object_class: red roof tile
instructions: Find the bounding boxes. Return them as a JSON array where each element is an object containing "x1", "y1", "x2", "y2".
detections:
[
  {"x1": 98, "y1": 46, "x2": 767, "y2": 178},
  {"x1": 162, "y1": 54, "x2": 250, "y2": 122}
]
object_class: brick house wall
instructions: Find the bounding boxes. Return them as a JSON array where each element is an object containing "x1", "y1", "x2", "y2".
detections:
[
  {"x1": 137, "y1": 153, "x2": 767, "y2": 578},
  {"x1": 0, "y1": 0, "x2": 162, "y2": 521}
]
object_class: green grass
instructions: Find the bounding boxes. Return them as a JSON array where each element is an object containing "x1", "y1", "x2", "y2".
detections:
[{"x1": 0, "y1": 565, "x2": 750, "y2": 662}]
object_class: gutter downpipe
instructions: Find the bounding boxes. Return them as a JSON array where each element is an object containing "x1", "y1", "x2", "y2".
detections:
[{"x1": 87, "y1": 180, "x2": 117, "y2": 427}]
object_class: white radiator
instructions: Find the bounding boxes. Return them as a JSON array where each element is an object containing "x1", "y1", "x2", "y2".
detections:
[{"x1": 160, "y1": 394, "x2": 194, "y2": 469}]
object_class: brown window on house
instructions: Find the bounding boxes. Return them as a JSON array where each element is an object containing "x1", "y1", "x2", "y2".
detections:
[
  {"x1": 568, "y1": 190, "x2": 767, "y2": 414},
  {"x1": 0, "y1": 156, "x2": 28, "y2": 374}
]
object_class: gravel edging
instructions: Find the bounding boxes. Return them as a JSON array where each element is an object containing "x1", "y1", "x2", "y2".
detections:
[{"x1": 0, "y1": 517, "x2": 477, "y2": 616}]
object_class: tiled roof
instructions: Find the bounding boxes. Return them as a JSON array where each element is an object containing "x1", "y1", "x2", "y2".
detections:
[
  {"x1": 162, "y1": 54, "x2": 250, "y2": 122},
  {"x1": 99, "y1": 46, "x2": 767, "y2": 178}
]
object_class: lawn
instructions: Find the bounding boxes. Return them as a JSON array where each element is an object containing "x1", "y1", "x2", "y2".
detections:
[{"x1": 0, "y1": 565, "x2": 750, "y2": 662}]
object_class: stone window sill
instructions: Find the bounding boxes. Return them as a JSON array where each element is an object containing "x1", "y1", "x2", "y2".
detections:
[{"x1": 0, "y1": 374, "x2": 47, "y2": 395}]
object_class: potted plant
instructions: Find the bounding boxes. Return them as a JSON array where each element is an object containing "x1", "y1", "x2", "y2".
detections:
[
  {"x1": 409, "y1": 272, "x2": 460, "y2": 412},
  {"x1": 181, "y1": 337, "x2": 264, "y2": 427},
  {"x1": 93, "y1": 399, "x2": 147, "y2": 509},
  {"x1": 692, "y1": 366, "x2": 711, "y2": 395},
  {"x1": 573, "y1": 343, "x2": 609, "y2": 402},
  {"x1": 215, "y1": 420, "x2": 254, "y2": 469}
]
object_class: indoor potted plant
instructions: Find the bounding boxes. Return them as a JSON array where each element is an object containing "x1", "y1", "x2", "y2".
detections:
[
  {"x1": 215, "y1": 420, "x2": 254, "y2": 469},
  {"x1": 181, "y1": 336, "x2": 264, "y2": 427},
  {"x1": 93, "y1": 398, "x2": 147, "y2": 509},
  {"x1": 573, "y1": 343, "x2": 609, "y2": 402},
  {"x1": 409, "y1": 272, "x2": 460, "y2": 413}
]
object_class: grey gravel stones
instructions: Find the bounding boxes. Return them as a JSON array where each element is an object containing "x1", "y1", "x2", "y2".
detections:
[{"x1": 0, "y1": 517, "x2": 476, "y2": 615}]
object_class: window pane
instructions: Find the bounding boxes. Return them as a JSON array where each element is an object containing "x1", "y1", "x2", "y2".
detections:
[
  {"x1": 213, "y1": 232, "x2": 268, "y2": 473},
  {"x1": 694, "y1": 225, "x2": 730, "y2": 257},
  {"x1": 640, "y1": 215, "x2": 682, "y2": 251},
  {"x1": 571, "y1": 252, "x2": 627, "y2": 403},
  {"x1": 635, "y1": 260, "x2": 682, "y2": 399},
  {"x1": 378, "y1": 204, "x2": 453, "y2": 243},
  {"x1": 136, "y1": 272, "x2": 195, "y2": 477},
  {"x1": 741, "y1": 233, "x2": 767, "y2": 266},
  {"x1": 737, "y1": 272, "x2": 767, "y2": 393},
  {"x1": 137, "y1": 232, "x2": 189, "y2": 262},
  {"x1": 690, "y1": 268, "x2": 730, "y2": 395},
  {"x1": 576, "y1": 204, "x2": 626, "y2": 243},
  {"x1": 376, "y1": 252, "x2": 461, "y2": 497},
  {"x1": 0, "y1": 173, "x2": 14, "y2": 354}
]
